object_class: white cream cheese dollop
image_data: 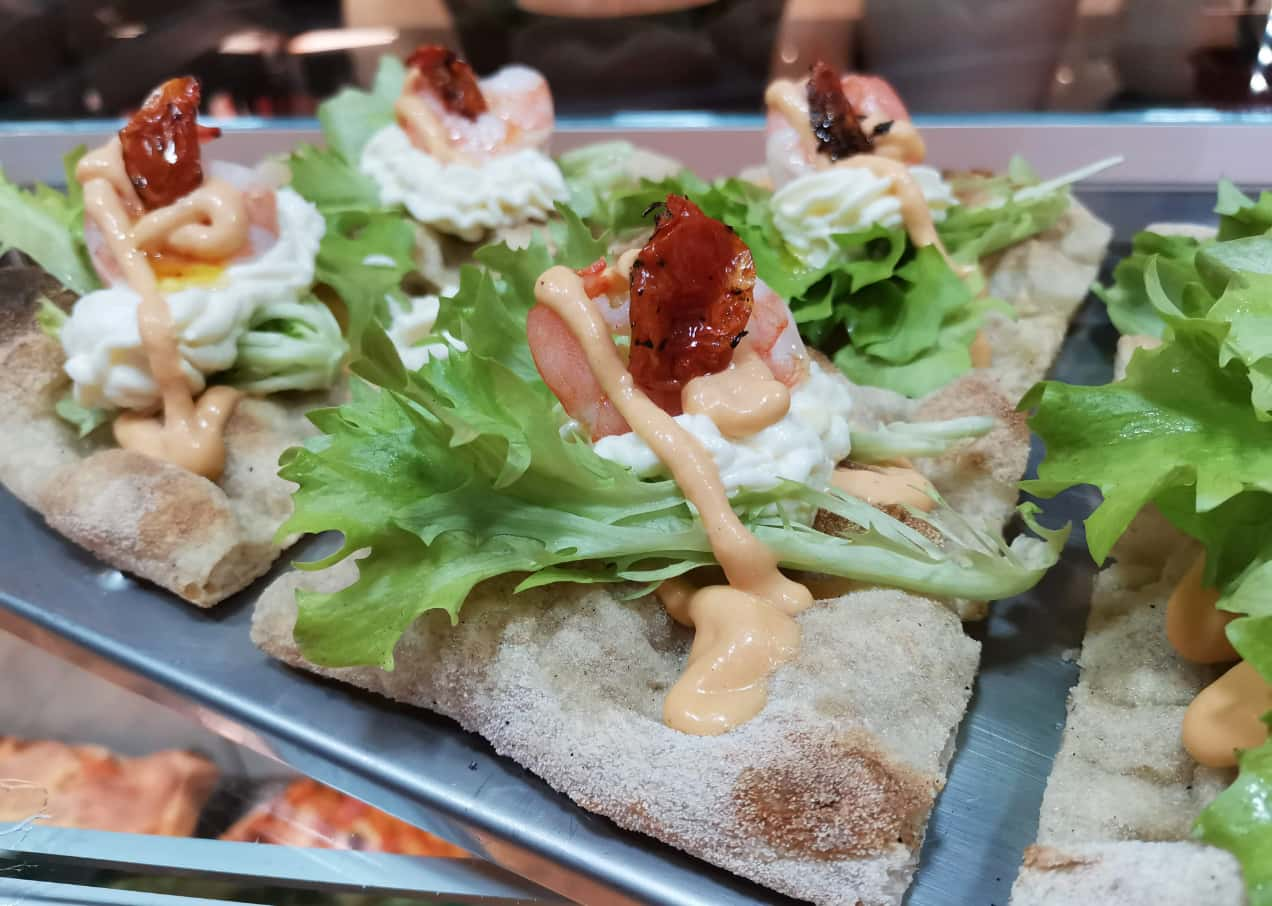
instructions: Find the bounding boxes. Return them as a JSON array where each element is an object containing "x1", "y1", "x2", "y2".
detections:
[
  {"x1": 61, "y1": 188, "x2": 325, "y2": 411},
  {"x1": 360, "y1": 124, "x2": 567, "y2": 241},
  {"x1": 593, "y1": 360, "x2": 852, "y2": 496},
  {"x1": 771, "y1": 165, "x2": 956, "y2": 268},
  {"x1": 385, "y1": 288, "x2": 467, "y2": 371}
]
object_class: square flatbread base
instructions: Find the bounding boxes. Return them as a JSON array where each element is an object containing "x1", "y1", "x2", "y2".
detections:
[
  {"x1": 1008, "y1": 509, "x2": 1244, "y2": 904},
  {"x1": 249, "y1": 200, "x2": 1113, "y2": 905},
  {"x1": 1011, "y1": 255, "x2": 1245, "y2": 903},
  {"x1": 0, "y1": 267, "x2": 330, "y2": 606}
]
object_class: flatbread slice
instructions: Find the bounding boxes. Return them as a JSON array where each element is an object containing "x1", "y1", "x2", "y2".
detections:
[
  {"x1": 0, "y1": 266, "x2": 333, "y2": 607},
  {"x1": 248, "y1": 199, "x2": 1110, "y2": 905},
  {"x1": 1012, "y1": 252, "x2": 1245, "y2": 904},
  {"x1": 1008, "y1": 508, "x2": 1243, "y2": 904},
  {"x1": 1012, "y1": 841, "x2": 1243, "y2": 905}
]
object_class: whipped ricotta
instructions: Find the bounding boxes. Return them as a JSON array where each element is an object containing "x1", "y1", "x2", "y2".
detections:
[
  {"x1": 772, "y1": 165, "x2": 956, "y2": 268},
  {"x1": 62, "y1": 187, "x2": 325, "y2": 411},
  {"x1": 360, "y1": 124, "x2": 566, "y2": 241},
  {"x1": 593, "y1": 360, "x2": 852, "y2": 496},
  {"x1": 387, "y1": 292, "x2": 450, "y2": 370}
]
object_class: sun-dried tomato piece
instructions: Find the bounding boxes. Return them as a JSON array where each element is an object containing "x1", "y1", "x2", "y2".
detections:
[
  {"x1": 628, "y1": 196, "x2": 756, "y2": 400},
  {"x1": 118, "y1": 77, "x2": 209, "y2": 210},
  {"x1": 406, "y1": 44, "x2": 488, "y2": 120},
  {"x1": 576, "y1": 257, "x2": 608, "y2": 298},
  {"x1": 807, "y1": 61, "x2": 872, "y2": 162}
]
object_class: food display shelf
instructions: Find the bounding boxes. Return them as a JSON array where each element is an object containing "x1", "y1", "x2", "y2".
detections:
[{"x1": 0, "y1": 121, "x2": 1230, "y2": 905}]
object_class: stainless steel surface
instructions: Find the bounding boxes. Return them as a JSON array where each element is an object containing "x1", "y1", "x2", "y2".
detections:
[
  {"x1": 0, "y1": 542, "x2": 793, "y2": 901},
  {"x1": 0, "y1": 880, "x2": 256, "y2": 906},
  {"x1": 0, "y1": 824, "x2": 550, "y2": 903},
  {"x1": 0, "y1": 158, "x2": 1217, "y2": 905}
]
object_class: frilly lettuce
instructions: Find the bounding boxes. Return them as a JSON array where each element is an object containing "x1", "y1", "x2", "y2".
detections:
[
  {"x1": 278, "y1": 207, "x2": 1064, "y2": 669},
  {"x1": 1095, "y1": 230, "x2": 1208, "y2": 337},
  {"x1": 1195, "y1": 729, "x2": 1272, "y2": 906},
  {"x1": 849, "y1": 416, "x2": 996, "y2": 462},
  {"x1": 316, "y1": 55, "x2": 406, "y2": 167},
  {"x1": 225, "y1": 297, "x2": 347, "y2": 393},
  {"x1": 0, "y1": 148, "x2": 98, "y2": 295},
  {"x1": 286, "y1": 103, "x2": 423, "y2": 367},
  {"x1": 938, "y1": 156, "x2": 1120, "y2": 264},
  {"x1": 1216, "y1": 180, "x2": 1272, "y2": 241},
  {"x1": 1095, "y1": 180, "x2": 1272, "y2": 338}
]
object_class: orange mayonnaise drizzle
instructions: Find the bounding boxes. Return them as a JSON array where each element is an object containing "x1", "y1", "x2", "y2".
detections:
[
  {"x1": 764, "y1": 78, "x2": 958, "y2": 274},
  {"x1": 831, "y1": 465, "x2": 936, "y2": 513},
  {"x1": 970, "y1": 329, "x2": 993, "y2": 368},
  {"x1": 1182, "y1": 661, "x2": 1272, "y2": 769},
  {"x1": 1172, "y1": 552, "x2": 1268, "y2": 768},
  {"x1": 681, "y1": 343, "x2": 790, "y2": 439},
  {"x1": 76, "y1": 137, "x2": 249, "y2": 480},
  {"x1": 535, "y1": 265, "x2": 812, "y2": 735}
]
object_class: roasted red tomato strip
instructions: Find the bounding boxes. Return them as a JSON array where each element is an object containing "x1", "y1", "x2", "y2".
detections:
[
  {"x1": 806, "y1": 61, "x2": 871, "y2": 161},
  {"x1": 628, "y1": 196, "x2": 756, "y2": 398},
  {"x1": 407, "y1": 44, "x2": 488, "y2": 119},
  {"x1": 118, "y1": 77, "x2": 211, "y2": 210}
]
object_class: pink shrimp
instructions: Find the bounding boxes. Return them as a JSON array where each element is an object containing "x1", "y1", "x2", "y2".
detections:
[
  {"x1": 86, "y1": 160, "x2": 280, "y2": 287},
  {"x1": 765, "y1": 68, "x2": 915, "y2": 188},
  {"x1": 398, "y1": 45, "x2": 554, "y2": 164},
  {"x1": 747, "y1": 279, "x2": 809, "y2": 387},
  {"x1": 527, "y1": 302, "x2": 633, "y2": 439}
]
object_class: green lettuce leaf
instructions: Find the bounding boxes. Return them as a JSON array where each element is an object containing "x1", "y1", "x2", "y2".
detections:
[
  {"x1": 937, "y1": 188, "x2": 1069, "y2": 264},
  {"x1": 280, "y1": 229, "x2": 1062, "y2": 669},
  {"x1": 1091, "y1": 180, "x2": 1272, "y2": 338},
  {"x1": 36, "y1": 297, "x2": 67, "y2": 339},
  {"x1": 225, "y1": 296, "x2": 347, "y2": 393},
  {"x1": 286, "y1": 143, "x2": 382, "y2": 214},
  {"x1": 1094, "y1": 231, "x2": 1211, "y2": 338},
  {"x1": 849, "y1": 415, "x2": 995, "y2": 462},
  {"x1": 317, "y1": 55, "x2": 406, "y2": 166},
  {"x1": 54, "y1": 395, "x2": 109, "y2": 438},
  {"x1": 0, "y1": 148, "x2": 98, "y2": 295},
  {"x1": 1024, "y1": 323, "x2": 1272, "y2": 565},
  {"x1": 1216, "y1": 179, "x2": 1272, "y2": 241},
  {"x1": 939, "y1": 155, "x2": 1120, "y2": 264},
  {"x1": 312, "y1": 210, "x2": 416, "y2": 357},
  {"x1": 1195, "y1": 729, "x2": 1272, "y2": 906}
]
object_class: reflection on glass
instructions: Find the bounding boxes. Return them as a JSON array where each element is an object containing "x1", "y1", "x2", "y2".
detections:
[{"x1": 0, "y1": 1, "x2": 1269, "y2": 120}]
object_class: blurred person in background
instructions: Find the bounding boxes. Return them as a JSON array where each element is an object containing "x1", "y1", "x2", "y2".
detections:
[{"x1": 2, "y1": 0, "x2": 1271, "y2": 120}]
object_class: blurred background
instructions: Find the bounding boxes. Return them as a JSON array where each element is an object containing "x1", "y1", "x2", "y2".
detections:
[{"x1": 2, "y1": 0, "x2": 1271, "y2": 121}]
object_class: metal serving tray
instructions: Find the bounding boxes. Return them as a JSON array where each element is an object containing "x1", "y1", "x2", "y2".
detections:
[{"x1": 0, "y1": 119, "x2": 1232, "y2": 905}]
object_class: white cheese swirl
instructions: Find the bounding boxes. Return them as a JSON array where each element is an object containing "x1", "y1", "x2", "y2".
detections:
[
  {"x1": 360, "y1": 124, "x2": 567, "y2": 241},
  {"x1": 772, "y1": 164, "x2": 956, "y2": 269},
  {"x1": 593, "y1": 360, "x2": 852, "y2": 497},
  {"x1": 385, "y1": 287, "x2": 467, "y2": 371},
  {"x1": 62, "y1": 188, "x2": 325, "y2": 411}
]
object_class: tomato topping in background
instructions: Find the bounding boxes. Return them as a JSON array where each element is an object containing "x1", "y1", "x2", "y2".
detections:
[
  {"x1": 576, "y1": 258, "x2": 608, "y2": 298},
  {"x1": 806, "y1": 61, "x2": 872, "y2": 162},
  {"x1": 407, "y1": 44, "x2": 489, "y2": 119},
  {"x1": 118, "y1": 77, "x2": 213, "y2": 210},
  {"x1": 628, "y1": 196, "x2": 756, "y2": 399}
]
